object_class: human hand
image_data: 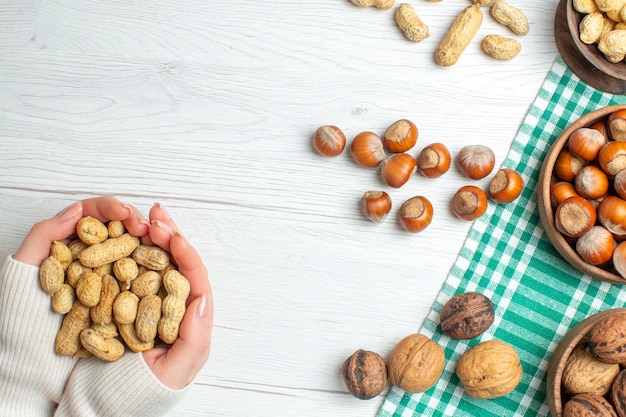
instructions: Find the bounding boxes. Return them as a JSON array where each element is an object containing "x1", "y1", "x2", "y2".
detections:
[
  {"x1": 141, "y1": 203, "x2": 213, "y2": 390},
  {"x1": 14, "y1": 196, "x2": 150, "y2": 266}
]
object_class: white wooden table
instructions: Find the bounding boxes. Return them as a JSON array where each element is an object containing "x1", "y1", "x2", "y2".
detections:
[{"x1": 1, "y1": 1, "x2": 560, "y2": 415}]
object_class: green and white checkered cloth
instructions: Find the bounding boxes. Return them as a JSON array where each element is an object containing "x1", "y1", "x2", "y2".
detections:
[{"x1": 378, "y1": 55, "x2": 626, "y2": 417}]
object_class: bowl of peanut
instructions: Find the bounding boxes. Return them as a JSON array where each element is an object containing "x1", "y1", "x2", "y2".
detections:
[
  {"x1": 560, "y1": 0, "x2": 626, "y2": 93},
  {"x1": 547, "y1": 308, "x2": 626, "y2": 417},
  {"x1": 537, "y1": 105, "x2": 626, "y2": 284}
]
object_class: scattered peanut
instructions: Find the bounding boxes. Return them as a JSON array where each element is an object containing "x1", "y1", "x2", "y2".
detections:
[
  {"x1": 435, "y1": 5, "x2": 483, "y2": 67},
  {"x1": 395, "y1": 3, "x2": 429, "y2": 42},
  {"x1": 350, "y1": 0, "x2": 395, "y2": 10},
  {"x1": 481, "y1": 34, "x2": 521, "y2": 60},
  {"x1": 490, "y1": 0, "x2": 529, "y2": 36}
]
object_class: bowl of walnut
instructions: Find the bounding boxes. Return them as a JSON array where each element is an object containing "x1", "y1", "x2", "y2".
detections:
[
  {"x1": 547, "y1": 308, "x2": 626, "y2": 417},
  {"x1": 566, "y1": 0, "x2": 626, "y2": 82},
  {"x1": 537, "y1": 104, "x2": 626, "y2": 284}
]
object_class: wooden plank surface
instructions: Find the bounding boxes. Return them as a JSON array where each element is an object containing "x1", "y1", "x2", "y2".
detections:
[{"x1": 0, "y1": 1, "x2": 559, "y2": 415}]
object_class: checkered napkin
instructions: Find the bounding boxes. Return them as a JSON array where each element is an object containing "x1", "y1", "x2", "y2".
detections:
[{"x1": 378, "y1": 55, "x2": 626, "y2": 417}]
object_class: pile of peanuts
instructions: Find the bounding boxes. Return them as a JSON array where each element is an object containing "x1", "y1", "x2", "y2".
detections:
[
  {"x1": 39, "y1": 216, "x2": 190, "y2": 362},
  {"x1": 575, "y1": 0, "x2": 626, "y2": 63},
  {"x1": 350, "y1": 0, "x2": 529, "y2": 65},
  {"x1": 312, "y1": 119, "x2": 525, "y2": 233}
]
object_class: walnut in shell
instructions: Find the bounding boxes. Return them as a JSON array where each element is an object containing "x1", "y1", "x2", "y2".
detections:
[
  {"x1": 388, "y1": 334, "x2": 445, "y2": 393},
  {"x1": 342, "y1": 349, "x2": 388, "y2": 400},
  {"x1": 439, "y1": 292, "x2": 494, "y2": 340},
  {"x1": 588, "y1": 312, "x2": 626, "y2": 364},
  {"x1": 562, "y1": 345, "x2": 620, "y2": 396},
  {"x1": 563, "y1": 393, "x2": 618, "y2": 417},
  {"x1": 455, "y1": 339, "x2": 522, "y2": 399},
  {"x1": 612, "y1": 369, "x2": 626, "y2": 417}
]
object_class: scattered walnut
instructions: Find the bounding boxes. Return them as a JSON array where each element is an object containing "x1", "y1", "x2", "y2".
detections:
[
  {"x1": 388, "y1": 334, "x2": 445, "y2": 393},
  {"x1": 342, "y1": 349, "x2": 388, "y2": 400},
  {"x1": 455, "y1": 339, "x2": 522, "y2": 399},
  {"x1": 439, "y1": 292, "x2": 494, "y2": 340}
]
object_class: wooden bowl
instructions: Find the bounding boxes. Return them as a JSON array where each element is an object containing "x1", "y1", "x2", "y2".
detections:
[
  {"x1": 537, "y1": 104, "x2": 626, "y2": 284},
  {"x1": 566, "y1": 0, "x2": 626, "y2": 82},
  {"x1": 555, "y1": 0, "x2": 626, "y2": 94},
  {"x1": 546, "y1": 308, "x2": 626, "y2": 417}
]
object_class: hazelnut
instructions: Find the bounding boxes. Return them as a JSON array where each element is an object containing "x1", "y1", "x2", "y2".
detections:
[
  {"x1": 439, "y1": 292, "x2": 494, "y2": 340},
  {"x1": 562, "y1": 345, "x2": 620, "y2": 396},
  {"x1": 312, "y1": 125, "x2": 346, "y2": 157},
  {"x1": 455, "y1": 339, "x2": 522, "y2": 399},
  {"x1": 342, "y1": 349, "x2": 388, "y2": 400},
  {"x1": 388, "y1": 334, "x2": 445, "y2": 393},
  {"x1": 563, "y1": 393, "x2": 618, "y2": 417},
  {"x1": 588, "y1": 312, "x2": 626, "y2": 364}
]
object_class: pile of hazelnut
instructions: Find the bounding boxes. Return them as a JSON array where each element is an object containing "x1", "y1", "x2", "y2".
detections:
[
  {"x1": 342, "y1": 292, "x2": 522, "y2": 401},
  {"x1": 549, "y1": 108, "x2": 626, "y2": 278},
  {"x1": 312, "y1": 119, "x2": 525, "y2": 232},
  {"x1": 559, "y1": 311, "x2": 626, "y2": 417}
]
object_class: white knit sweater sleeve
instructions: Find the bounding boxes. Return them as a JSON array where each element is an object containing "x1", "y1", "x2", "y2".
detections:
[
  {"x1": 0, "y1": 256, "x2": 78, "y2": 417},
  {"x1": 55, "y1": 353, "x2": 185, "y2": 417}
]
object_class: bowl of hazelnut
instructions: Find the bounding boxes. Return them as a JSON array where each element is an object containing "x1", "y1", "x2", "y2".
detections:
[
  {"x1": 546, "y1": 308, "x2": 626, "y2": 417},
  {"x1": 537, "y1": 104, "x2": 626, "y2": 284}
]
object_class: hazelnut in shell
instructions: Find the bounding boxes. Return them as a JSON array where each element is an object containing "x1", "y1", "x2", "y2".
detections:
[
  {"x1": 342, "y1": 349, "x2": 388, "y2": 400},
  {"x1": 312, "y1": 125, "x2": 346, "y2": 157},
  {"x1": 455, "y1": 339, "x2": 522, "y2": 399},
  {"x1": 383, "y1": 119, "x2": 418, "y2": 153},
  {"x1": 439, "y1": 292, "x2": 494, "y2": 340},
  {"x1": 457, "y1": 145, "x2": 495, "y2": 180},
  {"x1": 388, "y1": 334, "x2": 444, "y2": 393}
]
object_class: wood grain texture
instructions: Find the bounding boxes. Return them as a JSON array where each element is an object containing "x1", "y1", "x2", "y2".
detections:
[{"x1": 0, "y1": 0, "x2": 558, "y2": 415}]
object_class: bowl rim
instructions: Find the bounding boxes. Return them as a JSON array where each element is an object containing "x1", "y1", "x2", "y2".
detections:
[
  {"x1": 566, "y1": 0, "x2": 626, "y2": 80},
  {"x1": 546, "y1": 308, "x2": 626, "y2": 417},
  {"x1": 537, "y1": 104, "x2": 626, "y2": 284}
]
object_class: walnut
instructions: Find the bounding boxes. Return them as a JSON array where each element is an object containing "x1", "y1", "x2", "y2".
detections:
[
  {"x1": 342, "y1": 349, "x2": 388, "y2": 400},
  {"x1": 563, "y1": 393, "x2": 618, "y2": 417},
  {"x1": 455, "y1": 339, "x2": 522, "y2": 399},
  {"x1": 612, "y1": 369, "x2": 626, "y2": 417},
  {"x1": 562, "y1": 345, "x2": 620, "y2": 396},
  {"x1": 588, "y1": 312, "x2": 626, "y2": 364},
  {"x1": 439, "y1": 291, "x2": 494, "y2": 340},
  {"x1": 388, "y1": 334, "x2": 445, "y2": 393}
]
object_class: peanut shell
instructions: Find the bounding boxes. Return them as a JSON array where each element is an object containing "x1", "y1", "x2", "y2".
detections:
[
  {"x1": 79, "y1": 233, "x2": 140, "y2": 268},
  {"x1": 435, "y1": 5, "x2": 483, "y2": 67},
  {"x1": 80, "y1": 328, "x2": 125, "y2": 362},
  {"x1": 76, "y1": 216, "x2": 109, "y2": 245}
]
